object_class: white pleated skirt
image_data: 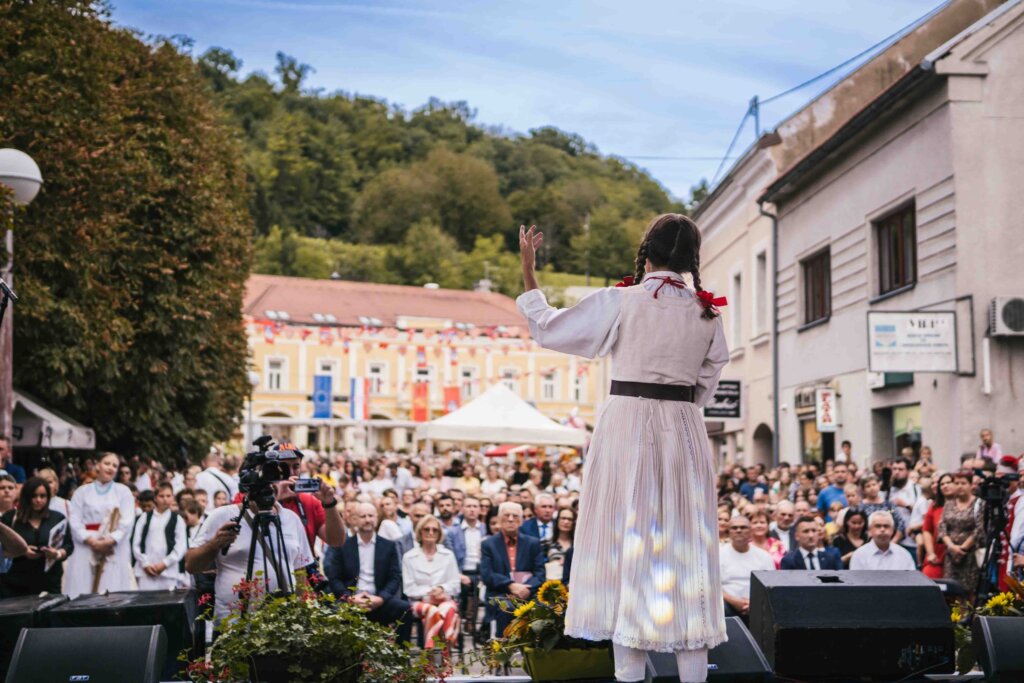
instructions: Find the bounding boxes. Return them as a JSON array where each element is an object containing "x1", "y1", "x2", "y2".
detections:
[{"x1": 564, "y1": 395, "x2": 727, "y2": 652}]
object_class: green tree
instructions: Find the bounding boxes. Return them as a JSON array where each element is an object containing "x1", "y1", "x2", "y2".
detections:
[{"x1": 0, "y1": 0, "x2": 252, "y2": 461}]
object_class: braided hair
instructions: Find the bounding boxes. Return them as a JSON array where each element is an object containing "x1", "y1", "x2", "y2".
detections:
[{"x1": 632, "y1": 213, "x2": 717, "y2": 320}]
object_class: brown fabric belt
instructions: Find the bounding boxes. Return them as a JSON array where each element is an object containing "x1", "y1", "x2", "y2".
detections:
[{"x1": 609, "y1": 380, "x2": 694, "y2": 402}]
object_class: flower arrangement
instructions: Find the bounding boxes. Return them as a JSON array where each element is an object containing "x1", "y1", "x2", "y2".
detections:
[
  {"x1": 487, "y1": 579, "x2": 612, "y2": 680},
  {"x1": 182, "y1": 572, "x2": 440, "y2": 683},
  {"x1": 952, "y1": 575, "x2": 1024, "y2": 674}
]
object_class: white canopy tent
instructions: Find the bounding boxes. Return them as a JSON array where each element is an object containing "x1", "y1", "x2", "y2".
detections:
[
  {"x1": 414, "y1": 383, "x2": 587, "y2": 447},
  {"x1": 12, "y1": 390, "x2": 96, "y2": 449}
]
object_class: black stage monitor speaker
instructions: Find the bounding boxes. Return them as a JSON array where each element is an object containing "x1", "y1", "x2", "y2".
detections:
[
  {"x1": 45, "y1": 589, "x2": 197, "y2": 680},
  {"x1": 5, "y1": 625, "x2": 166, "y2": 683},
  {"x1": 972, "y1": 615, "x2": 1024, "y2": 682},
  {"x1": 646, "y1": 617, "x2": 772, "y2": 682},
  {"x1": 750, "y1": 570, "x2": 954, "y2": 680},
  {"x1": 0, "y1": 594, "x2": 68, "y2": 678}
]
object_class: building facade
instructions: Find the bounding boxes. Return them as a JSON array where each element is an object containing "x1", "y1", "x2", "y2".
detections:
[
  {"x1": 692, "y1": 150, "x2": 777, "y2": 467},
  {"x1": 762, "y1": 1, "x2": 1024, "y2": 471},
  {"x1": 242, "y1": 275, "x2": 610, "y2": 453}
]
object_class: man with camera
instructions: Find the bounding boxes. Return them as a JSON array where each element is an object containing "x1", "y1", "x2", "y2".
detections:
[{"x1": 185, "y1": 442, "x2": 314, "y2": 622}]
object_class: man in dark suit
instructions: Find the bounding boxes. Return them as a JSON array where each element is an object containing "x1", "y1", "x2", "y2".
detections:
[
  {"x1": 481, "y1": 501, "x2": 546, "y2": 637},
  {"x1": 518, "y1": 493, "x2": 557, "y2": 542},
  {"x1": 780, "y1": 516, "x2": 843, "y2": 570},
  {"x1": 323, "y1": 502, "x2": 411, "y2": 640}
]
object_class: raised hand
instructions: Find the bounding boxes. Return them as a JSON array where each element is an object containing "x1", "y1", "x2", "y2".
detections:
[{"x1": 518, "y1": 224, "x2": 543, "y2": 273}]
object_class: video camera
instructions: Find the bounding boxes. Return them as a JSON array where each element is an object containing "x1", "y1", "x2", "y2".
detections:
[
  {"x1": 974, "y1": 468, "x2": 1020, "y2": 507},
  {"x1": 238, "y1": 435, "x2": 302, "y2": 511}
]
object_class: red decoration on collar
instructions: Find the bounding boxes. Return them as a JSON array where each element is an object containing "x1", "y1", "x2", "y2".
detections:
[
  {"x1": 614, "y1": 276, "x2": 635, "y2": 288},
  {"x1": 647, "y1": 275, "x2": 687, "y2": 299},
  {"x1": 696, "y1": 290, "x2": 728, "y2": 311}
]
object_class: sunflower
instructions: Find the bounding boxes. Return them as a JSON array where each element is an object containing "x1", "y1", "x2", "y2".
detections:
[
  {"x1": 537, "y1": 580, "x2": 569, "y2": 607},
  {"x1": 984, "y1": 592, "x2": 1017, "y2": 615},
  {"x1": 513, "y1": 600, "x2": 536, "y2": 618}
]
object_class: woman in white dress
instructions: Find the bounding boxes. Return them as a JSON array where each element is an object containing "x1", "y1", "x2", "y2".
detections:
[
  {"x1": 517, "y1": 216, "x2": 730, "y2": 683},
  {"x1": 65, "y1": 452, "x2": 136, "y2": 597}
]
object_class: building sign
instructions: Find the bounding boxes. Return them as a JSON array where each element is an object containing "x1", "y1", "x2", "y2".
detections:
[
  {"x1": 704, "y1": 380, "x2": 741, "y2": 419},
  {"x1": 443, "y1": 385, "x2": 461, "y2": 414},
  {"x1": 312, "y1": 374, "x2": 332, "y2": 419},
  {"x1": 815, "y1": 388, "x2": 838, "y2": 433},
  {"x1": 867, "y1": 311, "x2": 957, "y2": 373}
]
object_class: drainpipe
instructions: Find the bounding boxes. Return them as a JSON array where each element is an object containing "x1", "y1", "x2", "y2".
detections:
[{"x1": 759, "y1": 201, "x2": 780, "y2": 466}]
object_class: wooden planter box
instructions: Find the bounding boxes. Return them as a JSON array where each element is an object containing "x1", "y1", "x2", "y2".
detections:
[{"x1": 523, "y1": 645, "x2": 615, "y2": 681}]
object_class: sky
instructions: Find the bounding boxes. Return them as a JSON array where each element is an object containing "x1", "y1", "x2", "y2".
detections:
[{"x1": 108, "y1": 0, "x2": 944, "y2": 200}]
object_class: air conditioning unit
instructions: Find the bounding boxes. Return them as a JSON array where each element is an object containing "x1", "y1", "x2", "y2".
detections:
[{"x1": 990, "y1": 297, "x2": 1024, "y2": 337}]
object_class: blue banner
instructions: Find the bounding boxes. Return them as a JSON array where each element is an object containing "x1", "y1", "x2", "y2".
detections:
[{"x1": 313, "y1": 374, "x2": 332, "y2": 419}]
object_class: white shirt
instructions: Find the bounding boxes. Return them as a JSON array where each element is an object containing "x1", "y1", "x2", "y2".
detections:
[
  {"x1": 909, "y1": 495, "x2": 931, "y2": 531},
  {"x1": 802, "y1": 548, "x2": 821, "y2": 570},
  {"x1": 461, "y1": 520, "x2": 484, "y2": 572},
  {"x1": 132, "y1": 508, "x2": 187, "y2": 585},
  {"x1": 480, "y1": 478, "x2": 507, "y2": 497},
  {"x1": 357, "y1": 533, "x2": 377, "y2": 594},
  {"x1": 719, "y1": 543, "x2": 775, "y2": 600},
  {"x1": 536, "y1": 519, "x2": 553, "y2": 541},
  {"x1": 1009, "y1": 493, "x2": 1024, "y2": 553},
  {"x1": 49, "y1": 495, "x2": 70, "y2": 518},
  {"x1": 401, "y1": 545, "x2": 461, "y2": 601},
  {"x1": 849, "y1": 539, "x2": 917, "y2": 570},
  {"x1": 194, "y1": 467, "x2": 237, "y2": 503},
  {"x1": 377, "y1": 519, "x2": 403, "y2": 542},
  {"x1": 361, "y1": 476, "x2": 395, "y2": 497},
  {"x1": 192, "y1": 503, "x2": 314, "y2": 621},
  {"x1": 771, "y1": 524, "x2": 792, "y2": 553}
]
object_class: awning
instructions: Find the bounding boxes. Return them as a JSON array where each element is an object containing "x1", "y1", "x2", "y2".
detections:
[
  {"x1": 484, "y1": 444, "x2": 538, "y2": 457},
  {"x1": 13, "y1": 390, "x2": 96, "y2": 450}
]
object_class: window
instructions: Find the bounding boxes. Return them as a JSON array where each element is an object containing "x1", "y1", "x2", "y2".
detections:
[
  {"x1": 266, "y1": 358, "x2": 285, "y2": 391},
  {"x1": 876, "y1": 204, "x2": 916, "y2": 295},
  {"x1": 415, "y1": 366, "x2": 434, "y2": 384},
  {"x1": 755, "y1": 250, "x2": 768, "y2": 334},
  {"x1": 801, "y1": 249, "x2": 831, "y2": 325},
  {"x1": 574, "y1": 374, "x2": 587, "y2": 403},
  {"x1": 460, "y1": 366, "x2": 479, "y2": 399},
  {"x1": 500, "y1": 367, "x2": 519, "y2": 394},
  {"x1": 541, "y1": 371, "x2": 558, "y2": 401},
  {"x1": 368, "y1": 362, "x2": 388, "y2": 395},
  {"x1": 731, "y1": 271, "x2": 743, "y2": 346}
]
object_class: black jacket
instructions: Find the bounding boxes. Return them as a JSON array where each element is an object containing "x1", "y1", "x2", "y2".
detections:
[
  {"x1": 0, "y1": 509, "x2": 74, "y2": 596},
  {"x1": 323, "y1": 535, "x2": 402, "y2": 602}
]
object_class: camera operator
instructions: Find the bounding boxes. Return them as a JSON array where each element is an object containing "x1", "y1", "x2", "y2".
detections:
[
  {"x1": 273, "y1": 460, "x2": 345, "y2": 554},
  {"x1": 1001, "y1": 456, "x2": 1024, "y2": 584},
  {"x1": 185, "y1": 456, "x2": 313, "y2": 622}
]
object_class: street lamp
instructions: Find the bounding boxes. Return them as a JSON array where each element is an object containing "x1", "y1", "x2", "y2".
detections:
[
  {"x1": 0, "y1": 149, "x2": 43, "y2": 441},
  {"x1": 246, "y1": 369, "x2": 260, "y2": 446}
]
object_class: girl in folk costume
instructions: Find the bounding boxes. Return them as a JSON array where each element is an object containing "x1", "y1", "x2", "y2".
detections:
[
  {"x1": 65, "y1": 452, "x2": 136, "y2": 597},
  {"x1": 132, "y1": 483, "x2": 188, "y2": 590},
  {"x1": 517, "y1": 215, "x2": 730, "y2": 683}
]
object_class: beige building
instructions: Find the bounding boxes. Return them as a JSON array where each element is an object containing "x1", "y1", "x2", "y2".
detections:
[
  {"x1": 242, "y1": 275, "x2": 609, "y2": 453},
  {"x1": 694, "y1": 0, "x2": 1012, "y2": 468},
  {"x1": 762, "y1": 0, "x2": 1024, "y2": 471}
]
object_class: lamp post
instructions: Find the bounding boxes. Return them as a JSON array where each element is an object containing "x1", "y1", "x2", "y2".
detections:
[
  {"x1": 246, "y1": 369, "x2": 260, "y2": 447},
  {"x1": 0, "y1": 149, "x2": 43, "y2": 441}
]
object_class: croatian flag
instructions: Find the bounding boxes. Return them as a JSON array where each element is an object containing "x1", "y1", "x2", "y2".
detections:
[{"x1": 350, "y1": 377, "x2": 370, "y2": 420}]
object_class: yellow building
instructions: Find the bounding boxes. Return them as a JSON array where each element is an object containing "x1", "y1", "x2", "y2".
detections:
[{"x1": 242, "y1": 275, "x2": 609, "y2": 452}]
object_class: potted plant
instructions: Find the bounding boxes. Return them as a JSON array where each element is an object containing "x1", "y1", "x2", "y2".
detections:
[
  {"x1": 489, "y1": 580, "x2": 613, "y2": 681},
  {"x1": 183, "y1": 573, "x2": 440, "y2": 683},
  {"x1": 952, "y1": 575, "x2": 1024, "y2": 674}
]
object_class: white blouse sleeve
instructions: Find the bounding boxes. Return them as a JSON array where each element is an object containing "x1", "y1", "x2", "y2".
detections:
[
  {"x1": 694, "y1": 315, "x2": 730, "y2": 408},
  {"x1": 516, "y1": 287, "x2": 622, "y2": 359}
]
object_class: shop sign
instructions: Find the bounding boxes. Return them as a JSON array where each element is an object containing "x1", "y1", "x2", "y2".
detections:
[
  {"x1": 815, "y1": 387, "x2": 838, "y2": 433},
  {"x1": 704, "y1": 380, "x2": 741, "y2": 419},
  {"x1": 867, "y1": 311, "x2": 957, "y2": 373}
]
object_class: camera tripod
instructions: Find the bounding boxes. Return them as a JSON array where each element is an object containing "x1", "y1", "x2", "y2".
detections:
[
  {"x1": 975, "y1": 491, "x2": 1009, "y2": 600},
  {"x1": 235, "y1": 494, "x2": 296, "y2": 604}
]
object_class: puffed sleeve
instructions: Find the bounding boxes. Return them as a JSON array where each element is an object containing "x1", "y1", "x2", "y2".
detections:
[
  {"x1": 694, "y1": 315, "x2": 729, "y2": 407},
  {"x1": 516, "y1": 287, "x2": 622, "y2": 359},
  {"x1": 109, "y1": 486, "x2": 136, "y2": 545},
  {"x1": 69, "y1": 487, "x2": 91, "y2": 545}
]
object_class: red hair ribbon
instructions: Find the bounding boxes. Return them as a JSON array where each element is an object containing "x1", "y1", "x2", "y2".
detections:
[
  {"x1": 696, "y1": 289, "x2": 728, "y2": 312},
  {"x1": 614, "y1": 276, "x2": 635, "y2": 288}
]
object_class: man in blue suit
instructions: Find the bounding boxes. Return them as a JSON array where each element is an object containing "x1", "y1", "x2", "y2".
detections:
[
  {"x1": 481, "y1": 502, "x2": 546, "y2": 637},
  {"x1": 780, "y1": 516, "x2": 843, "y2": 570},
  {"x1": 323, "y1": 502, "x2": 411, "y2": 640},
  {"x1": 518, "y1": 493, "x2": 557, "y2": 542}
]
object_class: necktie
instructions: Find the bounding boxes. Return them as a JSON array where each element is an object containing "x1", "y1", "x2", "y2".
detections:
[
  {"x1": 540, "y1": 523, "x2": 548, "y2": 539},
  {"x1": 807, "y1": 551, "x2": 817, "y2": 570}
]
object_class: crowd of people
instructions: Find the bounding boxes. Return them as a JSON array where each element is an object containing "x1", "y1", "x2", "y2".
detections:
[{"x1": 1, "y1": 428, "x2": 1022, "y2": 650}]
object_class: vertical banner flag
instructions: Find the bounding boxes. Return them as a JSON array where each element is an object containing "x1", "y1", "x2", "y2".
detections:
[
  {"x1": 416, "y1": 345, "x2": 427, "y2": 369},
  {"x1": 443, "y1": 386, "x2": 461, "y2": 414},
  {"x1": 313, "y1": 374, "x2": 332, "y2": 419},
  {"x1": 412, "y1": 382, "x2": 429, "y2": 422},
  {"x1": 350, "y1": 377, "x2": 370, "y2": 420},
  {"x1": 815, "y1": 388, "x2": 838, "y2": 432}
]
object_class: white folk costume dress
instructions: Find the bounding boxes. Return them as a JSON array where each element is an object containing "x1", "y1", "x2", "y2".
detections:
[
  {"x1": 518, "y1": 271, "x2": 730, "y2": 680},
  {"x1": 132, "y1": 508, "x2": 188, "y2": 590},
  {"x1": 65, "y1": 481, "x2": 136, "y2": 598}
]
